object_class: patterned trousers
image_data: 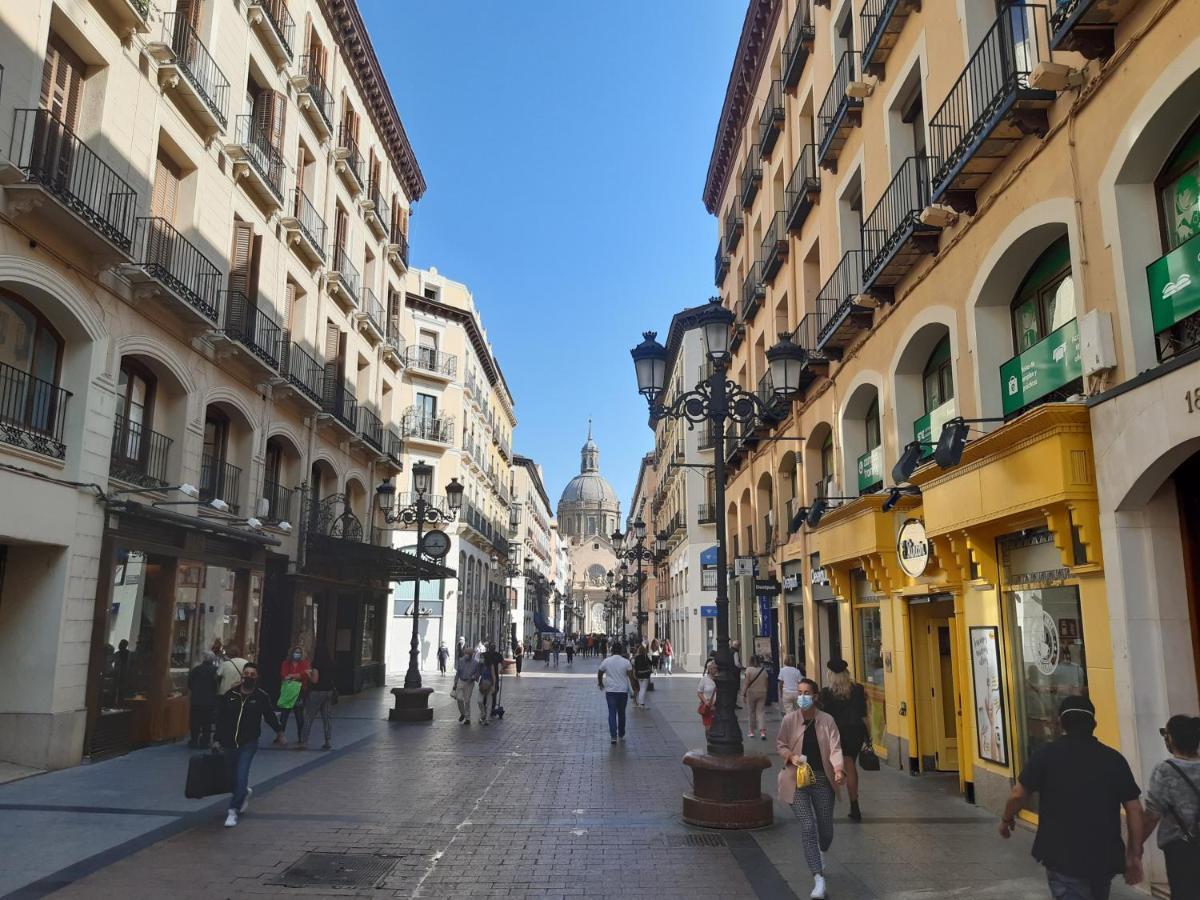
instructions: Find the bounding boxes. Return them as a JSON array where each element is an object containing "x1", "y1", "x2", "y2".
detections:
[{"x1": 790, "y1": 773, "x2": 835, "y2": 874}]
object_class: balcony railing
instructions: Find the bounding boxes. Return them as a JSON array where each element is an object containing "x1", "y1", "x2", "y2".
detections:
[
  {"x1": 132, "y1": 216, "x2": 223, "y2": 320},
  {"x1": 759, "y1": 80, "x2": 785, "y2": 158},
  {"x1": 386, "y1": 428, "x2": 404, "y2": 462},
  {"x1": 401, "y1": 409, "x2": 455, "y2": 444},
  {"x1": 385, "y1": 315, "x2": 404, "y2": 358},
  {"x1": 740, "y1": 146, "x2": 763, "y2": 209},
  {"x1": 290, "y1": 186, "x2": 326, "y2": 261},
  {"x1": 404, "y1": 345, "x2": 458, "y2": 378},
  {"x1": 724, "y1": 208, "x2": 745, "y2": 253},
  {"x1": 252, "y1": 0, "x2": 294, "y2": 60},
  {"x1": 1049, "y1": 0, "x2": 1134, "y2": 57},
  {"x1": 335, "y1": 125, "x2": 364, "y2": 188},
  {"x1": 754, "y1": 371, "x2": 785, "y2": 428},
  {"x1": 232, "y1": 115, "x2": 285, "y2": 203},
  {"x1": 861, "y1": 0, "x2": 920, "y2": 78},
  {"x1": 782, "y1": 2, "x2": 816, "y2": 89},
  {"x1": 297, "y1": 55, "x2": 333, "y2": 131},
  {"x1": 261, "y1": 477, "x2": 294, "y2": 524},
  {"x1": 740, "y1": 261, "x2": 766, "y2": 321},
  {"x1": 161, "y1": 13, "x2": 229, "y2": 130},
  {"x1": 761, "y1": 210, "x2": 790, "y2": 283},
  {"x1": 389, "y1": 225, "x2": 409, "y2": 268},
  {"x1": 330, "y1": 244, "x2": 360, "y2": 299},
  {"x1": 360, "y1": 288, "x2": 384, "y2": 336},
  {"x1": 366, "y1": 180, "x2": 390, "y2": 233},
  {"x1": 697, "y1": 504, "x2": 716, "y2": 524},
  {"x1": 786, "y1": 143, "x2": 821, "y2": 233},
  {"x1": 279, "y1": 339, "x2": 324, "y2": 406},
  {"x1": 10, "y1": 108, "x2": 139, "y2": 254},
  {"x1": 0, "y1": 361, "x2": 70, "y2": 459},
  {"x1": 199, "y1": 453, "x2": 241, "y2": 513},
  {"x1": 790, "y1": 314, "x2": 831, "y2": 393},
  {"x1": 356, "y1": 406, "x2": 384, "y2": 453},
  {"x1": 715, "y1": 242, "x2": 731, "y2": 286},
  {"x1": 861, "y1": 154, "x2": 939, "y2": 291},
  {"x1": 223, "y1": 290, "x2": 282, "y2": 369},
  {"x1": 817, "y1": 51, "x2": 863, "y2": 168},
  {"x1": 109, "y1": 414, "x2": 172, "y2": 488},
  {"x1": 815, "y1": 250, "x2": 872, "y2": 352},
  {"x1": 322, "y1": 381, "x2": 357, "y2": 432},
  {"x1": 929, "y1": 5, "x2": 1054, "y2": 207}
]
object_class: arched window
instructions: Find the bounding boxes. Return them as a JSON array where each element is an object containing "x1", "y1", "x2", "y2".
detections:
[
  {"x1": 1154, "y1": 120, "x2": 1200, "y2": 360},
  {"x1": 1010, "y1": 237, "x2": 1075, "y2": 354},
  {"x1": 0, "y1": 291, "x2": 64, "y2": 437},
  {"x1": 922, "y1": 335, "x2": 954, "y2": 413}
]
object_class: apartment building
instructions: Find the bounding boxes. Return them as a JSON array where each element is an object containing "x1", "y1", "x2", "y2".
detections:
[
  {"x1": 625, "y1": 453, "x2": 658, "y2": 645},
  {"x1": 0, "y1": 0, "x2": 434, "y2": 770},
  {"x1": 512, "y1": 454, "x2": 553, "y2": 642},
  {"x1": 550, "y1": 521, "x2": 575, "y2": 635},
  {"x1": 384, "y1": 267, "x2": 515, "y2": 668},
  {"x1": 705, "y1": 0, "x2": 1200, "y2": 873}
]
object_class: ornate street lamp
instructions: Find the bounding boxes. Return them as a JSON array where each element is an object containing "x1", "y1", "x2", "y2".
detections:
[
  {"x1": 631, "y1": 297, "x2": 805, "y2": 828},
  {"x1": 376, "y1": 462, "x2": 463, "y2": 722},
  {"x1": 613, "y1": 518, "x2": 659, "y2": 648}
]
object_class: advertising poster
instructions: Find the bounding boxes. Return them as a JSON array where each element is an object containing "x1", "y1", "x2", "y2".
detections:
[{"x1": 970, "y1": 626, "x2": 1008, "y2": 766}]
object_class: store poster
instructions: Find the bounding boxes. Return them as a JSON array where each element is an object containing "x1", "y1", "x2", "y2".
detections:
[{"x1": 970, "y1": 626, "x2": 1008, "y2": 766}]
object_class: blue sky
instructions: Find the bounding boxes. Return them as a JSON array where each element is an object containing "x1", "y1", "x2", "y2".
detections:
[{"x1": 360, "y1": 1, "x2": 745, "y2": 512}]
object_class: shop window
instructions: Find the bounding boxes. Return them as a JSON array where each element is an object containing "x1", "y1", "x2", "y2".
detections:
[
  {"x1": 1153, "y1": 120, "x2": 1200, "y2": 360},
  {"x1": 859, "y1": 398, "x2": 883, "y2": 494},
  {"x1": 853, "y1": 570, "x2": 886, "y2": 751},
  {"x1": 1011, "y1": 238, "x2": 1075, "y2": 354},
  {"x1": 361, "y1": 602, "x2": 380, "y2": 663},
  {"x1": 0, "y1": 291, "x2": 64, "y2": 437}
]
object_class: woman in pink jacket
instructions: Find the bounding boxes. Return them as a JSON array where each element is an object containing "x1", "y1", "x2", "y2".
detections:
[{"x1": 776, "y1": 677, "x2": 844, "y2": 900}]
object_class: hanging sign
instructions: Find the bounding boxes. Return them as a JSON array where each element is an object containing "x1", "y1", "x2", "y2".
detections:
[
  {"x1": 734, "y1": 556, "x2": 755, "y2": 577},
  {"x1": 896, "y1": 518, "x2": 931, "y2": 578}
]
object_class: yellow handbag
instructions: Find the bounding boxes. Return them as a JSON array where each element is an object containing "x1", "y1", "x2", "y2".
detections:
[{"x1": 795, "y1": 760, "x2": 816, "y2": 789}]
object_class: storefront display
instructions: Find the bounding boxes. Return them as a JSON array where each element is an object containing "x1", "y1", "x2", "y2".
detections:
[{"x1": 969, "y1": 626, "x2": 1008, "y2": 766}]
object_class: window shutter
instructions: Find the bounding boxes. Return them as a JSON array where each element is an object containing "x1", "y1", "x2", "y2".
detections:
[
  {"x1": 269, "y1": 90, "x2": 285, "y2": 151},
  {"x1": 151, "y1": 152, "x2": 181, "y2": 223},
  {"x1": 228, "y1": 220, "x2": 255, "y2": 299},
  {"x1": 41, "y1": 37, "x2": 84, "y2": 129},
  {"x1": 284, "y1": 281, "x2": 297, "y2": 333},
  {"x1": 177, "y1": 0, "x2": 202, "y2": 29}
]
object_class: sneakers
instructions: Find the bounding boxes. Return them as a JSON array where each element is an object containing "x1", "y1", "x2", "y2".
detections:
[
  {"x1": 224, "y1": 810, "x2": 238, "y2": 828},
  {"x1": 810, "y1": 874, "x2": 826, "y2": 899},
  {"x1": 239, "y1": 787, "x2": 252, "y2": 814},
  {"x1": 610, "y1": 737, "x2": 617, "y2": 745},
  {"x1": 760, "y1": 731, "x2": 767, "y2": 740},
  {"x1": 458, "y1": 714, "x2": 465, "y2": 723}
]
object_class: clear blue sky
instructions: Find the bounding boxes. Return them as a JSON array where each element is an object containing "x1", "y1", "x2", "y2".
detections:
[{"x1": 360, "y1": 1, "x2": 745, "y2": 512}]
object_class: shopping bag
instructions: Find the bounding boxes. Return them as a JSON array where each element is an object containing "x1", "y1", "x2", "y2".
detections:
[
  {"x1": 858, "y1": 746, "x2": 881, "y2": 771},
  {"x1": 185, "y1": 750, "x2": 230, "y2": 799},
  {"x1": 277, "y1": 680, "x2": 302, "y2": 710}
]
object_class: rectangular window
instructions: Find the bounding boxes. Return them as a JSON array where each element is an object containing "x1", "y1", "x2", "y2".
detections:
[{"x1": 853, "y1": 569, "x2": 886, "y2": 751}]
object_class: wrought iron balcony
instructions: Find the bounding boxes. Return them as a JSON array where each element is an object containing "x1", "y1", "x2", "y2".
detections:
[
  {"x1": 861, "y1": 0, "x2": 921, "y2": 79},
  {"x1": 786, "y1": 143, "x2": 821, "y2": 233},
  {"x1": 227, "y1": 115, "x2": 285, "y2": 209},
  {"x1": 761, "y1": 210, "x2": 790, "y2": 284},
  {"x1": 928, "y1": 4, "x2": 1054, "y2": 212},
  {"x1": 791, "y1": 312, "x2": 833, "y2": 391},
  {"x1": 261, "y1": 477, "x2": 294, "y2": 524},
  {"x1": 817, "y1": 51, "x2": 864, "y2": 171},
  {"x1": 1049, "y1": 0, "x2": 1141, "y2": 58},
  {"x1": 222, "y1": 290, "x2": 282, "y2": 370},
  {"x1": 739, "y1": 146, "x2": 763, "y2": 209},
  {"x1": 404, "y1": 345, "x2": 458, "y2": 379},
  {"x1": 759, "y1": 80, "x2": 785, "y2": 159},
  {"x1": 751, "y1": 371, "x2": 786, "y2": 433},
  {"x1": 126, "y1": 216, "x2": 223, "y2": 323},
  {"x1": 724, "y1": 208, "x2": 745, "y2": 253},
  {"x1": 697, "y1": 421, "x2": 717, "y2": 451},
  {"x1": 356, "y1": 287, "x2": 385, "y2": 341},
  {"x1": 282, "y1": 186, "x2": 326, "y2": 266},
  {"x1": 387, "y1": 225, "x2": 409, "y2": 271},
  {"x1": 740, "y1": 261, "x2": 766, "y2": 321},
  {"x1": 94, "y1": 0, "x2": 151, "y2": 37},
  {"x1": 782, "y1": 3, "x2": 816, "y2": 89},
  {"x1": 278, "y1": 338, "x2": 324, "y2": 408},
  {"x1": 715, "y1": 242, "x2": 731, "y2": 287},
  {"x1": 321, "y1": 380, "x2": 357, "y2": 433},
  {"x1": 0, "y1": 360, "x2": 70, "y2": 460},
  {"x1": 385, "y1": 428, "x2": 404, "y2": 465},
  {"x1": 294, "y1": 55, "x2": 333, "y2": 138},
  {"x1": 199, "y1": 453, "x2": 241, "y2": 514},
  {"x1": 6, "y1": 108, "x2": 138, "y2": 260},
  {"x1": 151, "y1": 13, "x2": 229, "y2": 135},
  {"x1": 335, "y1": 126, "x2": 365, "y2": 194},
  {"x1": 861, "y1": 154, "x2": 939, "y2": 295},
  {"x1": 815, "y1": 250, "x2": 873, "y2": 353},
  {"x1": 328, "y1": 244, "x2": 360, "y2": 309},
  {"x1": 697, "y1": 504, "x2": 716, "y2": 524},
  {"x1": 109, "y1": 414, "x2": 171, "y2": 489},
  {"x1": 247, "y1": 0, "x2": 294, "y2": 65},
  {"x1": 356, "y1": 405, "x2": 384, "y2": 453},
  {"x1": 400, "y1": 408, "x2": 455, "y2": 445},
  {"x1": 363, "y1": 180, "x2": 389, "y2": 238}
]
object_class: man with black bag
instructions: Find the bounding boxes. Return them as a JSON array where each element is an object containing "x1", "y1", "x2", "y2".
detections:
[{"x1": 212, "y1": 661, "x2": 285, "y2": 828}]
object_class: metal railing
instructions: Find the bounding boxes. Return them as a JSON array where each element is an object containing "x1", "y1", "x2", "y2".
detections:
[
  {"x1": 818, "y1": 51, "x2": 861, "y2": 160},
  {"x1": 110, "y1": 413, "x2": 172, "y2": 488},
  {"x1": 133, "y1": 216, "x2": 223, "y2": 320},
  {"x1": 223, "y1": 290, "x2": 282, "y2": 369},
  {"x1": 697, "y1": 503, "x2": 716, "y2": 524},
  {"x1": 199, "y1": 453, "x2": 241, "y2": 513},
  {"x1": 261, "y1": 478, "x2": 294, "y2": 523},
  {"x1": 357, "y1": 406, "x2": 384, "y2": 452},
  {"x1": 234, "y1": 115, "x2": 284, "y2": 202},
  {"x1": 298, "y1": 55, "x2": 333, "y2": 130},
  {"x1": 331, "y1": 244, "x2": 360, "y2": 298},
  {"x1": 861, "y1": 154, "x2": 934, "y2": 282},
  {"x1": 928, "y1": 4, "x2": 1052, "y2": 198},
  {"x1": 254, "y1": 0, "x2": 294, "y2": 59},
  {"x1": 759, "y1": 79, "x2": 786, "y2": 157},
  {"x1": 385, "y1": 315, "x2": 404, "y2": 356},
  {"x1": 401, "y1": 408, "x2": 455, "y2": 444},
  {"x1": 322, "y1": 380, "x2": 357, "y2": 432},
  {"x1": 386, "y1": 428, "x2": 404, "y2": 461},
  {"x1": 404, "y1": 345, "x2": 458, "y2": 378},
  {"x1": 783, "y1": 2, "x2": 816, "y2": 88},
  {"x1": 815, "y1": 250, "x2": 867, "y2": 345},
  {"x1": 792, "y1": 312, "x2": 824, "y2": 352},
  {"x1": 360, "y1": 287, "x2": 384, "y2": 334},
  {"x1": 740, "y1": 145, "x2": 762, "y2": 209},
  {"x1": 162, "y1": 13, "x2": 229, "y2": 129},
  {"x1": 336, "y1": 125, "x2": 364, "y2": 186},
  {"x1": 291, "y1": 186, "x2": 326, "y2": 260},
  {"x1": 741, "y1": 261, "x2": 765, "y2": 320},
  {"x1": 280, "y1": 339, "x2": 324, "y2": 405},
  {"x1": 1049, "y1": 0, "x2": 1097, "y2": 46},
  {"x1": 860, "y1": 0, "x2": 901, "y2": 71},
  {"x1": 724, "y1": 208, "x2": 744, "y2": 253},
  {"x1": 10, "y1": 108, "x2": 138, "y2": 252},
  {"x1": 0, "y1": 361, "x2": 70, "y2": 459},
  {"x1": 786, "y1": 143, "x2": 820, "y2": 231},
  {"x1": 389, "y1": 225, "x2": 409, "y2": 267},
  {"x1": 367, "y1": 180, "x2": 390, "y2": 228},
  {"x1": 715, "y1": 243, "x2": 731, "y2": 286},
  {"x1": 761, "y1": 209, "x2": 789, "y2": 281}
]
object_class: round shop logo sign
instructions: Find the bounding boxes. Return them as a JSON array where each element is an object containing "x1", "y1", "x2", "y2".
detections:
[
  {"x1": 896, "y1": 519, "x2": 930, "y2": 578},
  {"x1": 1034, "y1": 610, "x2": 1060, "y2": 676}
]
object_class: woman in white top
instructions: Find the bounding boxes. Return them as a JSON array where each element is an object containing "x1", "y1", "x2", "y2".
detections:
[
  {"x1": 696, "y1": 660, "x2": 718, "y2": 731},
  {"x1": 777, "y1": 655, "x2": 804, "y2": 713}
]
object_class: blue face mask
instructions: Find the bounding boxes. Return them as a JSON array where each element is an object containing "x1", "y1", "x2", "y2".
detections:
[
  {"x1": 292, "y1": 652, "x2": 302, "y2": 661},
  {"x1": 797, "y1": 694, "x2": 814, "y2": 711}
]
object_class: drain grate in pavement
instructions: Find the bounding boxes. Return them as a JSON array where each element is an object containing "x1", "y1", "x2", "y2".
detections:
[
  {"x1": 269, "y1": 852, "x2": 399, "y2": 889},
  {"x1": 658, "y1": 833, "x2": 728, "y2": 848}
]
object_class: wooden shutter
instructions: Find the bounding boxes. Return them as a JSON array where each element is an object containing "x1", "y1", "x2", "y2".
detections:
[
  {"x1": 151, "y1": 152, "x2": 181, "y2": 223},
  {"x1": 335, "y1": 206, "x2": 347, "y2": 249},
  {"x1": 40, "y1": 36, "x2": 84, "y2": 129},
  {"x1": 228, "y1": 220, "x2": 255, "y2": 299},
  {"x1": 284, "y1": 281, "x2": 297, "y2": 332},
  {"x1": 322, "y1": 321, "x2": 341, "y2": 406},
  {"x1": 253, "y1": 90, "x2": 285, "y2": 149},
  {"x1": 177, "y1": 0, "x2": 203, "y2": 28}
]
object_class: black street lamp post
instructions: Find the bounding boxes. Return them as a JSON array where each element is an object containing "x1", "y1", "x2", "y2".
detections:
[
  {"x1": 492, "y1": 547, "x2": 522, "y2": 670},
  {"x1": 376, "y1": 461, "x2": 464, "y2": 722},
  {"x1": 611, "y1": 520, "x2": 665, "y2": 648},
  {"x1": 630, "y1": 297, "x2": 806, "y2": 828}
]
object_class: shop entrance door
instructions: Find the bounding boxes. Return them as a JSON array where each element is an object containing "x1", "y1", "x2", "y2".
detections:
[
  {"x1": 1177, "y1": 452, "x2": 1200, "y2": 694},
  {"x1": 912, "y1": 600, "x2": 962, "y2": 772}
]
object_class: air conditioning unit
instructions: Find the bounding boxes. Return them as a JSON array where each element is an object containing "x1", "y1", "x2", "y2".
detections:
[{"x1": 1080, "y1": 309, "x2": 1117, "y2": 376}]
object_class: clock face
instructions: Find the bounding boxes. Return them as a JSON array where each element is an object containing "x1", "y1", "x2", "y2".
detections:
[{"x1": 421, "y1": 529, "x2": 451, "y2": 559}]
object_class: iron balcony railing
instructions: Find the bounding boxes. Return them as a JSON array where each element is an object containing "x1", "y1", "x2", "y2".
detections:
[
  {"x1": 786, "y1": 143, "x2": 820, "y2": 232},
  {"x1": 783, "y1": 2, "x2": 816, "y2": 88},
  {"x1": 223, "y1": 290, "x2": 282, "y2": 369},
  {"x1": 279, "y1": 338, "x2": 324, "y2": 406},
  {"x1": 724, "y1": 207, "x2": 744, "y2": 253},
  {"x1": 792, "y1": 312, "x2": 823, "y2": 352},
  {"x1": 715, "y1": 243, "x2": 731, "y2": 286},
  {"x1": 386, "y1": 427, "x2": 404, "y2": 462},
  {"x1": 233, "y1": 115, "x2": 285, "y2": 202},
  {"x1": 404, "y1": 345, "x2": 458, "y2": 378},
  {"x1": 755, "y1": 371, "x2": 784, "y2": 425},
  {"x1": 761, "y1": 209, "x2": 790, "y2": 283},
  {"x1": 741, "y1": 261, "x2": 766, "y2": 321},
  {"x1": 740, "y1": 146, "x2": 763, "y2": 209},
  {"x1": 360, "y1": 287, "x2": 384, "y2": 335},
  {"x1": 385, "y1": 314, "x2": 404, "y2": 356},
  {"x1": 199, "y1": 453, "x2": 241, "y2": 513},
  {"x1": 357, "y1": 406, "x2": 384, "y2": 452},
  {"x1": 254, "y1": 0, "x2": 295, "y2": 59},
  {"x1": 298, "y1": 55, "x2": 333, "y2": 130},
  {"x1": 162, "y1": 13, "x2": 229, "y2": 129},
  {"x1": 928, "y1": 4, "x2": 1053, "y2": 200},
  {"x1": 367, "y1": 180, "x2": 390, "y2": 227},
  {"x1": 389, "y1": 224, "x2": 409, "y2": 267},
  {"x1": 698, "y1": 422, "x2": 717, "y2": 450},
  {"x1": 759, "y1": 80, "x2": 786, "y2": 158},
  {"x1": 10, "y1": 108, "x2": 138, "y2": 253},
  {"x1": 1049, "y1": 0, "x2": 1107, "y2": 49},
  {"x1": 261, "y1": 478, "x2": 294, "y2": 523},
  {"x1": 291, "y1": 186, "x2": 326, "y2": 260},
  {"x1": 331, "y1": 244, "x2": 360, "y2": 298},
  {"x1": 336, "y1": 125, "x2": 364, "y2": 187},
  {"x1": 816, "y1": 250, "x2": 868, "y2": 347},
  {"x1": 133, "y1": 216, "x2": 223, "y2": 320},
  {"x1": 860, "y1": 0, "x2": 903, "y2": 74},
  {"x1": 401, "y1": 408, "x2": 455, "y2": 444},
  {"x1": 322, "y1": 380, "x2": 357, "y2": 432},
  {"x1": 109, "y1": 413, "x2": 171, "y2": 488},
  {"x1": 0, "y1": 360, "x2": 70, "y2": 459},
  {"x1": 818, "y1": 51, "x2": 862, "y2": 162},
  {"x1": 861, "y1": 154, "x2": 935, "y2": 284}
]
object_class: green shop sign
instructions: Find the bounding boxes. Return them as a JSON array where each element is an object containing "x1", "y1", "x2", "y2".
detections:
[
  {"x1": 914, "y1": 398, "x2": 957, "y2": 456},
  {"x1": 857, "y1": 445, "x2": 883, "y2": 492},
  {"x1": 1000, "y1": 319, "x2": 1082, "y2": 417},
  {"x1": 1147, "y1": 232, "x2": 1200, "y2": 333}
]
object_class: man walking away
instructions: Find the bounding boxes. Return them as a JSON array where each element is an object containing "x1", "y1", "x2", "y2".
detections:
[
  {"x1": 187, "y1": 651, "x2": 219, "y2": 748},
  {"x1": 598, "y1": 643, "x2": 638, "y2": 745},
  {"x1": 553, "y1": 639, "x2": 561, "y2": 667},
  {"x1": 216, "y1": 646, "x2": 246, "y2": 696},
  {"x1": 999, "y1": 695, "x2": 1144, "y2": 899},
  {"x1": 483, "y1": 642, "x2": 504, "y2": 718},
  {"x1": 437, "y1": 642, "x2": 450, "y2": 675},
  {"x1": 453, "y1": 646, "x2": 478, "y2": 724},
  {"x1": 477, "y1": 652, "x2": 496, "y2": 726},
  {"x1": 213, "y1": 662, "x2": 285, "y2": 828}
]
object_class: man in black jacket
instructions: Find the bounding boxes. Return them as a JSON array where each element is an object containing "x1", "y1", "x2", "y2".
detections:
[
  {"x1": 186, "y1": 652, "x2": 219, "y2": 748},
  {"x1": 213, "y1": 662, "x2": 285, "y2": 828}
]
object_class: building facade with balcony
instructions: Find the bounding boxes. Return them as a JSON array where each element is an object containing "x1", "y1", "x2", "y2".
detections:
[
  {"x1": 626, "y1": 453, "x2": 659, "y2": 646},
  {"x1": 511, "y1": 455, "x2": 554, "y2": 643},
  {"x1": 0, "y1": 0, "x2": 431, "y2": 771},
  {"x1": 701, "y1": 0, "x2": 1200, "y2": 877}
]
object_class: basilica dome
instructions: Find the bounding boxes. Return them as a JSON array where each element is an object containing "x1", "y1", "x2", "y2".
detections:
[{"x1": 556, "y1": 426, "x2": 620, "y2": 541}]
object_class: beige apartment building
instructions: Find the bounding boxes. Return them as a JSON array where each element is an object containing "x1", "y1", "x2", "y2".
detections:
[
  {"x1": 511, "y1": 454, "x2": 554, "y2": 642},
  {"x1": 626, "y1": 453, "x2": 658, "y2": 645},
  {"x1": 0, "y1": 0, "x2": 447, "y2": 771},
  {"x1": 706, "y1": 0, "x2": 1200, "y2": 877}
]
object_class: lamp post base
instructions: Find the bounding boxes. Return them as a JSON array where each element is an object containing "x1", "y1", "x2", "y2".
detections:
[
  {"x1": 681, "y1": 751, "x2": 773, "y2": 829},
  {"x1": 500, "y1": 658, "x2": 517, "y2": 675},
  {"x1": 388, "y1": 687, "x2": 434, "y2": 723}
]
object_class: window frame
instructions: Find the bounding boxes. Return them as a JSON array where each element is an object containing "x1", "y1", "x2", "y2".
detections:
[{"x1": 1009, "y1": 238, "x2": 1074, "y2": 355}]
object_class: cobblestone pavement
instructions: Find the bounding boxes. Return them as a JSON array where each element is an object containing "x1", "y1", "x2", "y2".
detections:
[{"x1": 0, "y1": 657, "x2": 1143, "y2": 899}]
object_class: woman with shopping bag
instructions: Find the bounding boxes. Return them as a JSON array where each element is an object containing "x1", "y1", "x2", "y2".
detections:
[
  {"x1": 776, "y1": 677, "x2": 844, "y2": 900},
  {"x1": 276, "y1": 647, "x2": 309, "y2": 742}
]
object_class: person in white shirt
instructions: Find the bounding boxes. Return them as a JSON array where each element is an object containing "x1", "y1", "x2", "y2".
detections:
[
  {"x1": 778, "y1": 656, "x2": 804, "y2": 713},
  {"x1": 696, "y1": 660, "x2": 718, "y2": 731},
  {"x1": 597, "y1": 644, "x2": 638, "y2": 745}
]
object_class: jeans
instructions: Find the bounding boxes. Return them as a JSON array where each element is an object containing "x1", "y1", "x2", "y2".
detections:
[
  {"x1": 300, "y1": 690, "x2": 333, "y2": 746},
  {"x1": 223, "y1": 740, "x2": 257, "y2": 813},
  {"x1": 489, "y1": 676, "x2": 501, "y2": 714},
  {"x1": 1046, "y1": 869, "x2": 1112, "y2": 900},
  {"x1": 663, "y1": 656, "x2": 673, "y2": 674},
  {"x1": 278, "y1": 704, "x2": 304, "y2": 741},
  {"x1": 636, "y1": 679, "x2": 649, "y2": 706},
  {"x1": 605, "y1": 691, "x2": 628, "y2": 738}
]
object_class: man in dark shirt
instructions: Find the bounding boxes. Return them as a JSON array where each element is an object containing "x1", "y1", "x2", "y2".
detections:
[
  {"x1": 483, "y1": 643, "x2": 504, "y2": 717},
  {"x1": 213, "y1": 662, "x2": 285, "y2": 828},
  {"x1": 999, "y1": 695, "x2": 1144, "y2": 899}
]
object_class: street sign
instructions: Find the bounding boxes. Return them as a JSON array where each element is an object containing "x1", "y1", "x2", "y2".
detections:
[
  {"x1": 700, "y1": 605, "x2": 718, "y2": 617},
  {"x1": 420, "y1": 529, "x2": 450, "y2": 559},
  {"x1": 734, "y1": 556, "x2": 754, "y2": 576}
]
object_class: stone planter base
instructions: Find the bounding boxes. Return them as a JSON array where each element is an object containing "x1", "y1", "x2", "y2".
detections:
[
  {"x1": 681, "y1": 750, "x2": 773, "y2": 829},
  {"x1": 388, "y1": 687, "x2": 433, "y2": 723},
  {"x1": 500, "y1": 659, "x2": 517, "y2": 675}
]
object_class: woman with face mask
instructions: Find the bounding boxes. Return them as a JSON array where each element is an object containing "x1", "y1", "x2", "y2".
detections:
[
  {"x1": 776, "y1": 677, "x2": 845, "y2": 900},
  {"x1": 277, "y1": 646, "x2": 310, "y2": 743}
]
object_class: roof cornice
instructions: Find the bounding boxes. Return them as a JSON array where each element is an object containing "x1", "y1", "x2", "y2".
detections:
[
  {"x1": 320, "y1": 0, "x2": 427, "y2": 203},
  {"x1": 513, "y1": 455, "x2": 553, "y2": 512},
  {"x1": 702, "y1": 0, "x2": 783, "y2": 215}
]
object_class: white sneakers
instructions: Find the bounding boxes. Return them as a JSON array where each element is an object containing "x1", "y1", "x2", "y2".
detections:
[
  {"x1": 224, "y1": 810, "x2": 238, "y2": 828},
  {"x1": 239, "y1": 787, "x2": 252, "y2": 813},
  {"x1": 810, "y1": 874, "x2": 826, "y2": 899}
]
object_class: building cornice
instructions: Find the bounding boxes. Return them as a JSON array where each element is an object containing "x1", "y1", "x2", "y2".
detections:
[
  {"x1": 320, "y1": 0, "x2": 426, "y2": 203},
  {"x1": 513, "y1": 455, "x2": 553, "y2": 513},
  {"x1": 702, "y1": 0, "x2": 783, "y2": 215}
]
